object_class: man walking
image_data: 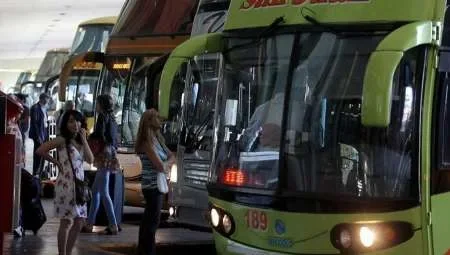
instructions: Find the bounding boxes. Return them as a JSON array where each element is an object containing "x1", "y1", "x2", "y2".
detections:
[{"x1": 29, "y1": 93, "x2": 50, "y2": 177}]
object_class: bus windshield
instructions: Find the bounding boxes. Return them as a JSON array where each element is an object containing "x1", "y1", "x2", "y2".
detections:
[
  {"x1": 210, "y1": 31, "x2": 420, "y2": 202},
  {"x1": 121, "y1": 67, "x2": 147, "y2": 147},
  {"x1": 66, "y1": 70, "x2": 101, "y2": 117},
  {"x1": 70, "y1": 24, "x2": 113, "y2": 54},
  {"x1": 191, "y1": 0, "x2": 230, "y2": 36},
  {"x1": 100, "y1": 57, "x2": 132, "y2": 145}
]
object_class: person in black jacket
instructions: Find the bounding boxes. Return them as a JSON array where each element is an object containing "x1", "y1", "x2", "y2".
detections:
[
  {"x1": 83, "y1": 95, "x2": 120, "y2": 235},
  {"x1": 29, "y1": 93, "x2": 50, "y2": 176}
]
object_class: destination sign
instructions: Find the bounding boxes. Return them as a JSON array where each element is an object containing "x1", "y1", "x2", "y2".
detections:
[{"x1": 241, "y1": 0, "x2": 370, "y2": 9}]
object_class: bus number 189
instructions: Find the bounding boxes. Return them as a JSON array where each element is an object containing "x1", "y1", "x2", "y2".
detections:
[{"x1": 245, "y1": 209, "x2": 268, "y2": 231}]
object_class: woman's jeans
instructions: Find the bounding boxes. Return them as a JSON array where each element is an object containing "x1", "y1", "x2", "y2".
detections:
[
  {"x1": 87, "y1": 168, "x2": 117, "y2": 226},
  {"x1": 137, "y1": 189, "x2": 163, "y2": 255}
]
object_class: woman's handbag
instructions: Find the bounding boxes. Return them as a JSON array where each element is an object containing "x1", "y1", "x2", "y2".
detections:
[
  {"x1": 87, "y1": 136, "x2": 105, "y2": 156},
  {"x1": 66, "y1": 144, "x2": 92, "y2": 205},
  {"x1": 157, "y1": 172, "x2": 169, "y2": 194}
]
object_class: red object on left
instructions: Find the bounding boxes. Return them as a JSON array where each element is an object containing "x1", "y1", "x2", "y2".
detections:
[
  {"x1": 0, "y1": 90, "x2": 24, "y2": 120},
  {"x1": 0, "y1": 90, "x2": 24, "y2": 253}
]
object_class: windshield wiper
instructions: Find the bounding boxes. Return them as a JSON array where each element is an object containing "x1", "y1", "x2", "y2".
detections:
[
  {"x1": 224, "y1": 16, "x2": 285, "y2": 53},
  {"x1": 301, "y1": 7, "x2": 340, "y2": 35}
]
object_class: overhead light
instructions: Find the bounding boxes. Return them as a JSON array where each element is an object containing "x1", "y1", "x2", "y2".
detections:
[
  {"x1": 59, "y1": 12, "x2": 66, "y2": 16},
  {"x1": 0, "y1": 68, "x2": 25, "y2": 72}
]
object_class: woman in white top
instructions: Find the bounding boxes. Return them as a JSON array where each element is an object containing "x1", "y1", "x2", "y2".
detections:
[{"x1": 37, "y1": 110, "x2": 93, "y2": 255}]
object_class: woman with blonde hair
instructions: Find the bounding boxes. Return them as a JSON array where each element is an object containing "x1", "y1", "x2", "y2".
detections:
[{"x1": 135, "y1": 109, "x2": 175, "y2": 255}]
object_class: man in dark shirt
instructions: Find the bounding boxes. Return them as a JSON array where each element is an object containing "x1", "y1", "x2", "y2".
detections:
[{"x1": 29, "y1": 93, "x2": 50, "y2": 176}]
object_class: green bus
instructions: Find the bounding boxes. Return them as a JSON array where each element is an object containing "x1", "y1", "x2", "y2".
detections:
[
  {"x1": 166, "y1": 0, "x2": 231, "y2": 230},
  {"x1": 159, "y1": 0, "x2": 450, "y2": 254}
]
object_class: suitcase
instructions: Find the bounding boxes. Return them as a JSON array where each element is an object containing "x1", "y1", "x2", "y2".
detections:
[
  {"x1": 84, "y1": 170, "x2": 124, "y2": 226},
  {"x1": 21, "y1": 170, "x2": 46, "y2": 234}
]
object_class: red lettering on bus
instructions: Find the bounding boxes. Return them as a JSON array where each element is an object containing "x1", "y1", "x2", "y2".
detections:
[
  {"x1": 241, "y1": 0, "x2": 286, "y2": 9},
  {"x1": 292, "y1": 0, "x2": 307, "y2": 5},
  {"x1": 245, "y1": 209, "x2": 269, "y2": 231}
]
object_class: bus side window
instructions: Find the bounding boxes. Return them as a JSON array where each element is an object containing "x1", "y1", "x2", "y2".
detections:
[
  {"x1": 433, "y1": 72, "x2": 450, "y2": 194},
  {"x1": 433, "y1": 6, "x2": 450, "y2": 194}
]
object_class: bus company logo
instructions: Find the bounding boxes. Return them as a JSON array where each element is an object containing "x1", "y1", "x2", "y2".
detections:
[
  {"x1": 275, "y1": 219, "x2": 286, "y2": 235},
  {"x1": 268, "y1": 237, "x2": 293, "y2": 248},
  {"x1": 241, "y1": 0, "x2": 371, "y2": 9}
]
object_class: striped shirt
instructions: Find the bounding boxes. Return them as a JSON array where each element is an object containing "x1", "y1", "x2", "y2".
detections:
[{"x1": 138, "y1": 138, "x2": 168, "y2": 190}]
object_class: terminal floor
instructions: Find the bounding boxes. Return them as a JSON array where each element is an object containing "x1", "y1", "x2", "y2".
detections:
[
  {"x1": 3, "y1": 199, "x2": 215, "y2": 255},
  {"x1": 3, "y1": 138, "x2": 215, "y2": 254}
]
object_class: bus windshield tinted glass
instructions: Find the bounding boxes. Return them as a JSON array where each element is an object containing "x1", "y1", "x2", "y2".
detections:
[
  {"x1": 212, "y1": 34, "x2": 294, "y2": 190},
  {"x1": 66, "y1": 70, "x2": 101, "y2": 117},
  {"x1": 191, "y1": 0, "x2": 230, "y2": 36},
  {"x1": 35, "y1": 51, "x2": 68, "y2": 81},
  {"x1": 70, "y1": 24, "x2": 113, "y2": 54},
  {"x1": 121, "y1": 69, "x2": 147, "y2": 147},
  {"x1": 100, "y1": 65, "x2": 130, "y2": 129},
  {"x1": 212, "y1": 32, "x2": 420, "y2": 201}
]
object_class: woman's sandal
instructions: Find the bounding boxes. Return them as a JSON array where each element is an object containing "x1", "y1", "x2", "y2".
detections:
[
  {"x1": 98, "y1": 225, "x2": 119, "y2": 235},
  {"x1": 81, "y1": 224, "x2": 94, "y2": 233}
]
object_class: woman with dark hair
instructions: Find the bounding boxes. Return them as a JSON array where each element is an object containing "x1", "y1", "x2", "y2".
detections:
[
  {"x1": 83, "y1": 94, "x2": 120, "y2": 235},
  {"x1": 36, "y1": 110, "x2": 94, "y2": 255}
]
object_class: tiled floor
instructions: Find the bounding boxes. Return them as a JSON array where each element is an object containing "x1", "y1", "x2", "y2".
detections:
[
  {"x1": 3, "y1": 138, "x2": 215, "y2": 255},
  {"x1": 3, "y1": 199, "x2": 214, "y2": 255}
]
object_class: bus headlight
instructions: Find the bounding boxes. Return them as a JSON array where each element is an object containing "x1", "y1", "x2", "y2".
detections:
[
  {"x1": 209, "y1": 205, "x2": 235, "y2": 236},
  {"x1": 339, "y1": 229, "x2": 352, "y2": 249},
  {"x1": 222, "y1": 214, "x2": 232, "y2": 234},
  {"x1": 360, "y1": 226, "x2": 375, "y2": 248},
  {"x1": 331, "y1": 221, "x2": 414, "y2": 253},
  {"x1": 169, "y1": 206, "x2": 176, "y2": 217},
  {"x1": 211, "y1": 208, "x2": 220, "y2": 227},
  {"x1": 170, "y1": 164, "x2": 177, "y2": 183}
]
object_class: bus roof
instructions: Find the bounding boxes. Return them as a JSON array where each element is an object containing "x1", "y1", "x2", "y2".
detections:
[
  {"x1": 105, "y1": 0, "x2": 198, "y2": 56},
  {"x1": 111, "y1": 0, "x2": 197, "y2": 37},
  {"x1": 79, "y1": 16, "x2": 117, "y2": 26},
  {"x1": 224, "y1": 0, "x2": 445, "y2": 31},
  {"x1": 35, "y1": 49, "x2": 69, "y2": 82}
]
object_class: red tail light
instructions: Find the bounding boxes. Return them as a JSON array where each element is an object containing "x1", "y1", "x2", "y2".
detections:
[{"x1": 222, "y1": 168, "x2": 247, "y2": 186}]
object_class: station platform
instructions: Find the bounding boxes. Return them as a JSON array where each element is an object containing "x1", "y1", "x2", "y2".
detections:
[
  {"x1": 2, "y1": 137, "x2": 215, "y2": 255},
  {"x1": 3, "y1": 199, "x2": 215, "y2": 255}
]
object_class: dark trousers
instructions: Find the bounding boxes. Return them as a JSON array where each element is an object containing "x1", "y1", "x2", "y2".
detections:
[
  {"x1": 137, "y1": 189, "x2": 163, "y2": 255},
  {"x1": 32, "y1": 139, "x2": 44, "y2": 176}
]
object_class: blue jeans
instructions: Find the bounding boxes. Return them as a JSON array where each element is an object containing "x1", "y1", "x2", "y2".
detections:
[
  {"x1": 137, "y1": 189, "x2": 163, "y2": 255},
  {"x1": 87, "y1": 169, "x2": 117, "y2": 226}
]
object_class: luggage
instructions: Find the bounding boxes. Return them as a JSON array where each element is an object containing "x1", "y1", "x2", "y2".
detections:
[
  {"x1": 21, "y1": 169, "x2": 47, "y2": 234},
  {"x1": 84, "y1": 170, "x2": 124, "y2": 226}
]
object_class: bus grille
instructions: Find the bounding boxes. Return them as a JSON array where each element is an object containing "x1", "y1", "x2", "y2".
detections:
[{"x1": 183, "y1": 159, "x2": 210, "y2": 187}]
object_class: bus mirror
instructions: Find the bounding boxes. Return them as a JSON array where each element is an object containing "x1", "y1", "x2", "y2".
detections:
[
  {"x1": 362, "y1": 21, "x2": 434, "y2": 127},
  {"x1": 159, "y1": 33, "x2": 224, "y2": 118},
  {"x1": 224, "y1": 99, "x2": 238, "y2": 126},
  {"x1": 361, "y1": 51, "x2": 403, "y2": 127},
  {"x1": 439, "y1": 49, "x2": 450, "y2": 72}
]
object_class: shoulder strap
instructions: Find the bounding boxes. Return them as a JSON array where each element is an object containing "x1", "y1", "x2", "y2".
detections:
[{"x1": 66, "y1": 143, "x2": 77, "y2": 180}]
